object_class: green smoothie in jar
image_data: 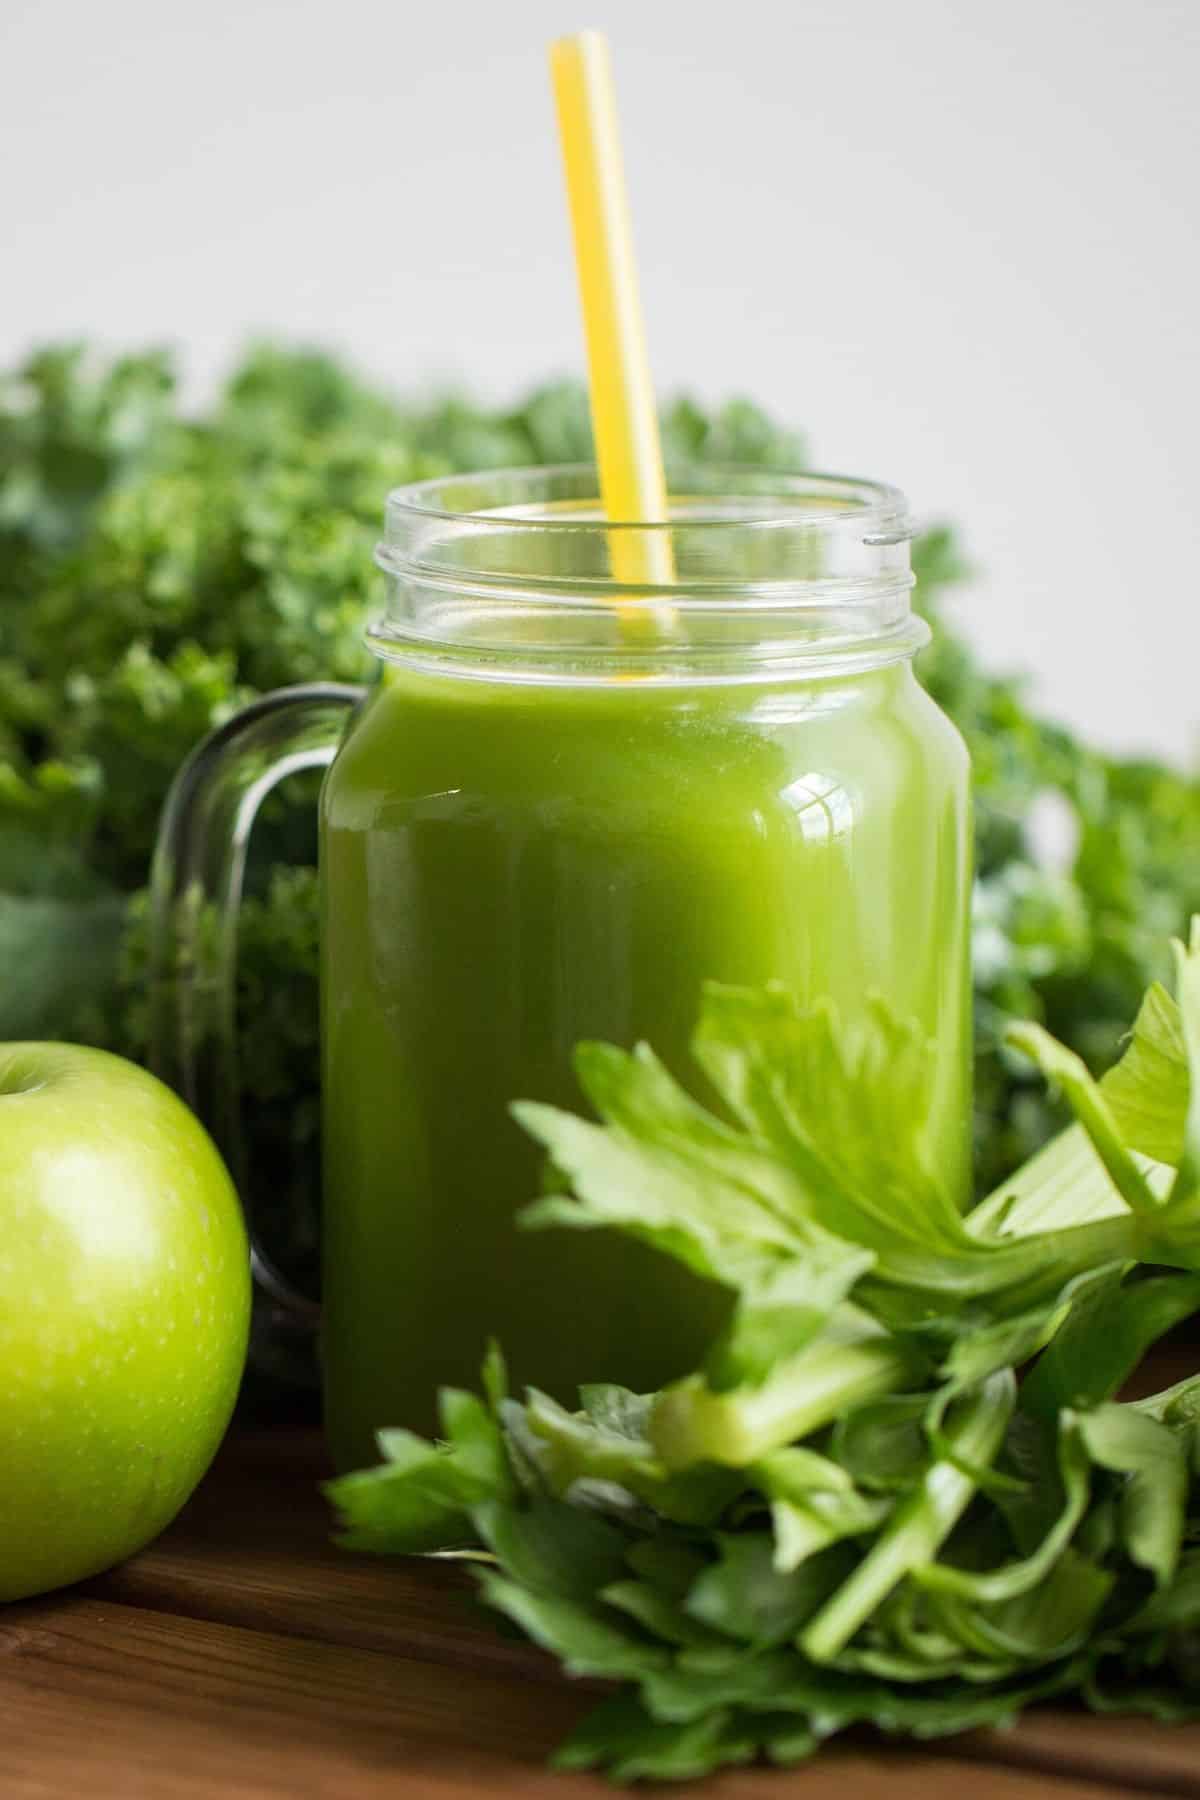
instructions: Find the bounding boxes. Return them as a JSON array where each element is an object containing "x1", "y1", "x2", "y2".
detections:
[{"x1": 318, "y1": 467, "x2": 971, "y2": 1465}]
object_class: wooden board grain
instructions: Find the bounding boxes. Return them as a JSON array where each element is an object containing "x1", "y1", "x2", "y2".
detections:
[
  {"x1": 970, "y1": 1712, "x2": 1200, "y2": 1799},
  {"x1": 0, "y1": 1596, "x2": 1119, "y2": 1800},
  {"x1": 0, "y1": 1594, "x2": 583, "y2": 1798}
]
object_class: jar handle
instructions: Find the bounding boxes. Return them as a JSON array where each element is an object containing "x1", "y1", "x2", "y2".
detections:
[{"x1": 147, "y1": 683, "x2": 364, "y2": 1325}]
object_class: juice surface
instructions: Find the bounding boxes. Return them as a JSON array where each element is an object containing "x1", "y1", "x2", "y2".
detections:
[{"x1": 320, "y1": 659, "x2": 971, "y2": 1465}]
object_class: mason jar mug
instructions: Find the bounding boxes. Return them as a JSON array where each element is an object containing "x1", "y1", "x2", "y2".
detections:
[{"x1": 150, "y1": 466, "x2": 972, "y2": 1467}]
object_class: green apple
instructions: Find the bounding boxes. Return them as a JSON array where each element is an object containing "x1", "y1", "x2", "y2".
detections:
[{"x1": 0, "y1": 1042, "x2": 250, "y2": 1601}]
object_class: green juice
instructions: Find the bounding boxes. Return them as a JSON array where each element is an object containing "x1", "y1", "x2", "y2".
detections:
[{"x1": 320, "y1": 658, "x2": 971, "y2": 1467}]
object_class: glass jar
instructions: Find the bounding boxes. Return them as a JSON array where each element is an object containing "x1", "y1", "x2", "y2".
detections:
[{"x1": 150, "y1": 465, "x2": 971, "y2": 1467}]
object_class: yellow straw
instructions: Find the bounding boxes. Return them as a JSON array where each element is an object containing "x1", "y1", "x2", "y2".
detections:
[{"x1": 549, "y1": 30, "x2": 675, "y2": 598}]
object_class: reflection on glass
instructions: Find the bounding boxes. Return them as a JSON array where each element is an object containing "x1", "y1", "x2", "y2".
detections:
[{"x1": 781, "y1": 771, "x2": 855, "y2": 843}]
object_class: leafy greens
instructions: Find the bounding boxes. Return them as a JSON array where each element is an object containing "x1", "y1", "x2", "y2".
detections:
[{"x1": 327, "y1": 924, "x2": 1200, "y2": 1781}]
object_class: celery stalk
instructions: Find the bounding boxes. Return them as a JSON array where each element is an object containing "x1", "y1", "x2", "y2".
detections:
[{"x1": 801, "y1": 1371, "x2": 1016, "y2": 1663}]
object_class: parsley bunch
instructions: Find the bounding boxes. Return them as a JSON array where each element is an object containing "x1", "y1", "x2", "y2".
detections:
[{"x1": 329, "y1": 926, "x2": 1200, "y2": 1782}]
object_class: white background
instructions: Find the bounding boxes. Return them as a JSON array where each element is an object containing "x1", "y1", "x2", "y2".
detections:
[{"x1": 4, "y1": 0, "x2": 1197, "y2": 761}]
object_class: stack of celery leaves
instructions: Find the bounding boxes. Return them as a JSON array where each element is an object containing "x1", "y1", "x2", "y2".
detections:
[{"x1": 330, "y1": 924, "x2": 1200, "y2": 1782}]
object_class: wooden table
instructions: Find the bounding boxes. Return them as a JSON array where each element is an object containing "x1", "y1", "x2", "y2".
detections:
[{"x1": 4, "y1": 1427, "x2": 1200, "y2": 1798}]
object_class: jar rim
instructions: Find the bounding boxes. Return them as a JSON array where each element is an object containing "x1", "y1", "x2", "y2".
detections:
[
  {"x1": 371, "y1": 463, "x2": 925, "y2": 684},
  {"x1": 383, "y1": 462, "x2": 910, "y2": 542}
]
